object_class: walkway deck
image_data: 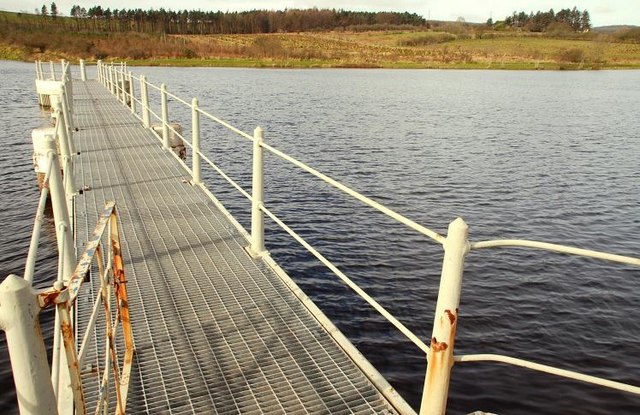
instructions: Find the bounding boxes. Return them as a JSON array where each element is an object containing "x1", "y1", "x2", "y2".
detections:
[{"x1": 72, "y1": 80, "x2": 402, "y2": 414}]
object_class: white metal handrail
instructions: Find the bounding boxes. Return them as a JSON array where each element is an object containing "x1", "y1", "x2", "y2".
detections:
[
  {"x1": 454, "y1": 354, "x2": 640, "y2": 395},
  {"x1": 261, "y1": 204, "x2": 430, "y2": 354},
  {"x1": 102, "y1": 62, "x2": 640, "y2": 415},
  {"x1": 471, "y1": 238, "x2": 640, "y2": 266},
  {"x1": 24, "y1": 153, "x2": 55, "y2": 284}
]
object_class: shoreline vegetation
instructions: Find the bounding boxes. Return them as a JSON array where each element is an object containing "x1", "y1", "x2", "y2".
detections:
[{"x1": 2, "y1": 9, "x2": 640, "y2": 70}]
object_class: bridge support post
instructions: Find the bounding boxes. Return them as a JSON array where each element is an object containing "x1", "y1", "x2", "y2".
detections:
[
  {"x1": 192, "y1": 98, "x2": 201, "y2": 185},
  {"x1": 141, "y1": 76, "x2": 150, "y2": 128},
  {"x1": 248, "y1": 126, "x2": 266, "y2": 257},
  {"x1": 420, "y1": 217, "x2": 469, "y2": 415},
  {"x1": 161, "y1": 83, "x2": 169, "y2": 149},
  {"x1": 0, "y1": 275, "x2": 57, "y2": 415}
]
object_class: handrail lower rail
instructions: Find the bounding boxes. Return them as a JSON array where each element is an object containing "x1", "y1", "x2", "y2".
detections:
[
  {"x1": 455, "y1": 354, "x2": 640, "y2": 395},
  {"x1": 471, "y1": 239, "x2": 640, "y2": 266}
]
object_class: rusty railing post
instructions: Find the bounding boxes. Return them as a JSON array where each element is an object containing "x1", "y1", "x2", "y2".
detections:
[{"x1": 420, "y1": 217, "x2": 469, "y2": 415}]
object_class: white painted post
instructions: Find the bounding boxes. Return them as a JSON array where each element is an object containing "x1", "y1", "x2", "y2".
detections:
[
  {"x1": 50, "y1": 60, "x2": 55, "y2": 80},
  {"x1": 128, "y1": 71, "x2": 135, "y2": 113},
  {"x1": 121, "y1": 69, "x2": 127, "y2": 104},
  {"x1": 192, "y1": 98, "x2": 201, "y2": 185},
  {"x1": 110, "y1": 64, "x2": 115, "y2": 94},
  {"x1": 40, "y1": 135, "x2": 76, "y2": 414},
  {"x1": 52, "y1": 96, "x2": 76, "y2": 204},
  {"x1": 117, "y1": 69, "x2": 123, "y2": 102},
  {"x1": 97, "y1": 60, "x2": 102, "y2": 83},
  {"x1": 38, "y1": 60, "x2": 44, "y2": 80},
  {"x1": 140, "y1": 76, "x2": 150, "y2": 128},
  {"x1": 161, "y1": 83, "x2": 169, "y2": 149},
  {"x1": 0, "y1": 275, "x2": 57, "y2": 415},
  {"x1": 59, "y1": 88, "x2": 76, "y2": 155},
  {"x1": 79, "y1": 59, "x2": 86, "y2": 81},
  {"x1": 42, "y1": 135, "x2": 76, "y2": 281},
  {"x1": 420, "y1": 217, "x2": 469, "y2": 415},
  {"x1": 249, "y1": 126, "x2": 266, "y2": 257}
]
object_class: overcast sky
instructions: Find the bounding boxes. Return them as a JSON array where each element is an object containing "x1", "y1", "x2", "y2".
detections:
[{"x1": 2, "y1": 0, "x2": 638, "y2": 27}]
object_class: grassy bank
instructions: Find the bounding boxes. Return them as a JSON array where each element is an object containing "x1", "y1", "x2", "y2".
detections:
[{"x1": 2, "y1": 11, "x2": 640, "y2": 69}]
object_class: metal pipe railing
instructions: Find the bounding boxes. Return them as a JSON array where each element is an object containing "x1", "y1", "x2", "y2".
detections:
[
  {"x1": 103, "y1": 65, "x2": 640, "y2": 415},
  {"x1": 455, "y1": 354, "x2": 640, "y2": 395},
  {"x1": 24, "y1": 153, "x2": 55, "y2": 284}
]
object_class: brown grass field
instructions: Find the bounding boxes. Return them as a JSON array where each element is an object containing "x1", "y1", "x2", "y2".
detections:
[{"x1": 2, "y1": 11, "x2": 640, "y2": 69}]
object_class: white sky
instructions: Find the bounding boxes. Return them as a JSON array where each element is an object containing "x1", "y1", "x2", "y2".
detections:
[{"x1": 2, "y1": 0, "x2": 638, "y2": 27}]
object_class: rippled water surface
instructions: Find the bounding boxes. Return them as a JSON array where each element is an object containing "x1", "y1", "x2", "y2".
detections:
[{"x1": 1, "y1": 61, "x2": 639, "y2": 414}]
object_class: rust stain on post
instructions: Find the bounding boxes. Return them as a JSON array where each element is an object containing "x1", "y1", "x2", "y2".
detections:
[
  {"x1": 444, "y1": 309, "x2": 456, "y2": 325},
  {"x1": 430, "y1": 337, "x2": 449, "y2": 352}
]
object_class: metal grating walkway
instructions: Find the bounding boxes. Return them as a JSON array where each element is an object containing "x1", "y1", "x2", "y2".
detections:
[{"x1": 72, "y1": 80, "x2": 402, "y2": 414}]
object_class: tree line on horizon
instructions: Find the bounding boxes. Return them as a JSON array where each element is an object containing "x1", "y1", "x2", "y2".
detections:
[
  {"x1": 32, "y1": 4, "x2": 427, "y2": 34},
  {"x1": 18, "y1": 4, "x2": 593, "y2": 36}
]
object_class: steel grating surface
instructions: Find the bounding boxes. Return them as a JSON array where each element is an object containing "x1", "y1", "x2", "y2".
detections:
[{"x1": 72, "y1": 80, "x2": 399, "y2": 414}]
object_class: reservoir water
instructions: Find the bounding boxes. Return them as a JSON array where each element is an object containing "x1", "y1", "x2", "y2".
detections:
[{"x1": 1, "y1": 60, "x2": 639, "y2": 414}]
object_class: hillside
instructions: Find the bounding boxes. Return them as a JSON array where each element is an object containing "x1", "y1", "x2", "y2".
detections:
[{"x1": 2, "y1": 11, "x2": 640, "y2": 69}]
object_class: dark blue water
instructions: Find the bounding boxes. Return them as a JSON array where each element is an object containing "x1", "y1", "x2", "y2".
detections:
[{"x1": 2, "y1": 61, "x2": 639, "y2": 414}]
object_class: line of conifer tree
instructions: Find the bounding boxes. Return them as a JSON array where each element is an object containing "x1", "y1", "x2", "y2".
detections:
[{"x1": 57, "y1": 6, "x2": 426, "y2": 34}]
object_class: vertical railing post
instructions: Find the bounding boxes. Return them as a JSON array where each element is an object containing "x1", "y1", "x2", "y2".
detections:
[
  {"x1": 420, "y1": 217, "x2": 469, "y2": 415},
  {"x1": 248, "y1": 126, "x2": 266, "y2": 257},
  {"x1": 140, "y1": 76, "x2": 150, "y2": 128},
  {"x1": 118, "y1": 68, "x2": 124, "y2": 103},
  {"x1": 42, "y1": 135, "x2": 76, "y2": 280},
  {"x1": 161, "y1": 83, "x2": 169, "y2": 149},
  {"x1": 110, "y1": 64, "x2": 115, "y2": 94},
  {"x1": 59, "y1": 87, "x2": 75, "y2": 155},
  {"x1": 80, "y1": 59, "x2": 86, "y2": 81},
  {"x1": 121, "y1": 68, "x2": 127, "y2": 104},
  {"x1": 97, "y1": 60, "x2": 102, "y2": 83},
  {"x1": 53, "y1": 94, "x2": 76, "y2": 204},
  {"x1": 0, "y1": 275, "x2": 57, "y2": 415},
  {"x1": 191, "y1": 98, "x2": 201, "y2": 185},
  {"x1": 128, "y1": 71, "x2": 135, "y2": 113},
  {"x1": 50, "y1": 60, "x2": 55, "y2": 80}
]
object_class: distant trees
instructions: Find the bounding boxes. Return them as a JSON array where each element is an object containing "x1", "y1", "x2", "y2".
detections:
[
  {"x1": 50, "y1": 2, "x2": 57, "y2": 18},
  {"x1": 59, "y1": 6, "x2": 426, "y2": 34},
  {"x1": 501, "y1": 7, "x2": 591, "y2": 32},
  {"x1": 40, "y1": 5, "x2": 47, "y2": 16}
]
